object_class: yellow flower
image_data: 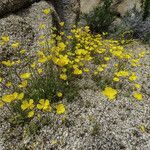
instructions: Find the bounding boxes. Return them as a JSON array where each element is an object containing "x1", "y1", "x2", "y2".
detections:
[
  {"x1": 57, "y1": 92, "x2": 63, "y2": 97},
  {"x1": 113, "y1": 77, "x2": 120, "y2": 82},
  {"x1": 37, "y1": 114, "x2": 41, "y2": 120},
  {"x1": 56, "y1": 103, "x2": 65, "y2": 115},
  {"x1": 18, "y1": 80, "x2": 28, "y2": 88},
  {"x1": 58, "y1": 42, "x2": 66, "y2": 51},
  {"x1": 28, "y1": 110, "x2": 35, "y2": 118},
  {"x1": 73, "y1": 68, "x2": 82, "y2": 75},
  {"x1": 114, "y1": 63, "x2": 119, "y2": 67},
  {"x1": 84, "y1": 26, "x2": 90, "y2": 32},
  {"x1": 56, "y1": 55, "x2": 69, "y2": 67},
  {"x1": 39, "y1": 24, "x2": 46, "y2": 29},
  {"x1": 133, "y1": 92, "x2": 142, "y2": 100},
  {"x1": 0, "y1": 41, "x2": 4, "y2": 45},
  {"x1": 134, "y1": 83, "x2": 141, "y2": 89},
  {"x1": 30, "y1": 63, "x2": 36, "y2": 69},
  {"x1": 115, "y1": 71, "x2": 129, "y2": 77},
  {"x1": 37, "y1": 68, "x2": 43, "y2": 74},
  {"x1": 1, "y1": 60, "x2": 15, "y2": 67},
  {"x1": 20, "y1": 49, "x2": 26, "y2": 54},
  {"x1": 59, "y1": 22, "x2": 64, "y2": 27},
  {"x1": 43, "y1": 8, "x2": 51, "y2": 15},
  {"x1": 0, "y1": 101, "x2": 4, "y2": 108},
  {"x1": 20, "y1": 73, "x2": 31, "y2": 79},
  {"x1": 1, "y1": 36, "x2": 9, "y2": 42},
  {"x1": 38, "y1": 41, "x2": 46, "y2": 45},
  {"x1": 104, "y1": 57, "x2": 110, "y2": 61},
  {"x1": 0, "y1": 77, "x2": 2, "y2": 82},
  {"x1": 62, "y1": 68, "x2": 67, "y2": 73},
  {"x1": 11, "y1": 42, "x2": 19, "y2": 48},
  {"x1": 60, "y1": 32, "x2": 65, "y2": 35},
  {"x1": 56, "y1": 35, "x2": 62, "y2": 41},
  {"x1": 21, "y1": 99, "x2": 34, "y2": 110},
  {"x1": 2, "y1": 92, "x2": 18, "y2": 103},
  {"x1": 139, "y1": 125, "x2": 146, "y2": 133},
  {"x1": 16, "y1": 60, "x2": 21, "y2": 64},
  {"x1": 102, "y1": 87, "x2": 118, "y2": 100},
  {"x1": 37, "y1": 99, "x2": 51, "y2": 111},
  {"x1": 60, "y1": 74, "x2": 67, "y2": 80},
  {"x1": 94, "y1": 71, "x2": 98, "y2": 75},
  {"x1": 138, "y1": 51, "x2": 145, "y2": 57},
  {"x1": 129, "y1": 73, "x2": 137, "y2": 81},
  {"x1": 97, "y1": 66, "x2": 104, "y2": 72},
  {"x1": 51, "y1": 140, "x2": 58, "y2": 145},
  {"x1": 38, "y1": 56, "x2": 47, "y2": 63},
  {"x1": 17, "y1": 92, "x2": 24, "y2": 100},
  {"x1": 67, "y1": 35, "x2": 72, "y2": 39},
  {"x1": 6, "y1": 82, "x2": 12, "y2": 87},
  {"x1": 83, "y1": 68, "x2": 90, "y2": 72}
]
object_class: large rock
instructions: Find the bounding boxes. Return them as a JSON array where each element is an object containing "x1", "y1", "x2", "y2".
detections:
[
  {"x1": 80, "y1": 0, "x2": 101, "y2": 14},
  {"x1": 0, "y1": 15, "x2": 34, "y2": 47},
  {"x1": 0, "y1": 0, "x2": 55, "y2": 61},
  {"x1": 115, "y1": 0, "x2": 142, "y2": 17},
  {"x1": 17, "y1": 0, "x2": 54, "y2": 50},
  {"x1": 0, "y1": 15, "x2": 34, "y2": 61},
  {"x1": 0, "y1": 0, "x2": 38, "y2": 17},
  {"x1": 51, "y1": 0, "x2": 80, "y2": 31},
  {"x1": 80, "y1": 0, "x2": 142, "y2": 17}
]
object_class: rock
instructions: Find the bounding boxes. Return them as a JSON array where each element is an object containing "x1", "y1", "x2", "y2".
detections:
[
  {"x1": 52, "y1": 0, "x2": 80, "y2": 31},
  {"x1": 115, "y1": 0, "x2": 142, "y2": 17},
  {"x1": 80, "y1": 0, "x2": 142, "y2": 17},
  {"x1": 17, "y1": 0, "x2": 54, "y2": 50},
  {"x1": 0, "y1": 15, "x2": 34, "y2": 61},
  {"x1": 80, "y1": 0, "x2": 101, "y2": 14},
  {"x1": 0, "y1": 0, "x2": 38, "y2": 18},
  {"x1": 0, "y1": 1, "x2": 55, "y2": 61}
]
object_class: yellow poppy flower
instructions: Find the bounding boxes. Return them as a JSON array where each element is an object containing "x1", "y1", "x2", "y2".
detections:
[
  {"x1": 102, "y1": 87, "x2": 118, "y2": 100},
  {"x1": 60, "y1": 74, "x2": 67, "y2": 80},
  {"x1": 1, "y1": 60, "x2": 15, "y2": 67},
  {"x1": 37, "y1": 99, "x2": 52, "y2": 112},
  {"x1": 20, "y1": 73, "x2": 31, "y2": 79},
  {"x1": 37, "y1": 68, "x2": 43, "y2": 74},
  {"x1": 43, "y1": 8, "x2": 51, "y2": 15},
  {"x1": 113, "y1": 77, "x2": 120, "y2": 82},
  {"x1": 56, "y1": 103, "x2": 65, "y2": 115},
  {"x1": 11, "y1": 42, "x2": 19, "y2": 48},
  {"x1": 73, "y1": 68, "x2": 82, "y2": 75},
  {"x1": 0, "y1": 101, "x2": 4, "y2": 108},
  {"x1": 6, "y1": 82, "x2": 12, "y2": 87},
  {"x1": 133, "y1": 92, "x2": 142, "y2": 101},
  {"x1": 2, "y1": 92, "x2": 18, "y2": 103},
  {"x1": 21, "y1": 99, "x2": 34, "y2": 110},
  {"x1": 57, "y1": 92, "x2": 63, "y2": 97},
  {"x1": 20, "y1": 49, "x2": 26, "y2": 54},
  {"x1": 28, "y1": 110, "x2": 35, "y2": 118},
  {"x1": 59, "y1": 22, "x2": 64, "y2": 27},
  {"x1": 17, "y1": 92, "x2": 24, "y2": 100},
  {"x1": 1, "y1": 36, "x2": 9, "y2": 42},
  {"x1": 18, "y1": 80, "x2": 28, "y2": 88}
]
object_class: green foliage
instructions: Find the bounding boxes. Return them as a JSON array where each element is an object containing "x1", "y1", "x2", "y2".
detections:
[
  {"x1": 110, "y1": 8, "x2": 150, "y2": 43},
  {"x1": 25, "y1": 121, "x2": 40, "y2": 136},
  {"x1": 83, "y1": 0, "x2": 118, "y2": 33},
  {"x1": 91, "y1": 123, "x2": 101, "y2": 136},
  {"x1": 143, "y1": 0, "x2": 150, "y2": 21}
]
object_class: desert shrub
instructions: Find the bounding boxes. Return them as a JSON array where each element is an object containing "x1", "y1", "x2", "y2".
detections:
[
  {"x1": 83, "y1": 0, "x2": 118, "y2": 33},
  {"x1": 143, "y1": 0, "x2": 150, "y2": 21},
  {"x1": 0, "y1": 8, "x2": 145, "y2": 134},
  {"x1": 111, "y1": 8, "x2": 150, "y2": 43}
]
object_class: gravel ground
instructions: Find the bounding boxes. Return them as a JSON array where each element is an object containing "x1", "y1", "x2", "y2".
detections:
[{"x1": 0, "y1": 42, "x2": 150, "y2": 150}]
